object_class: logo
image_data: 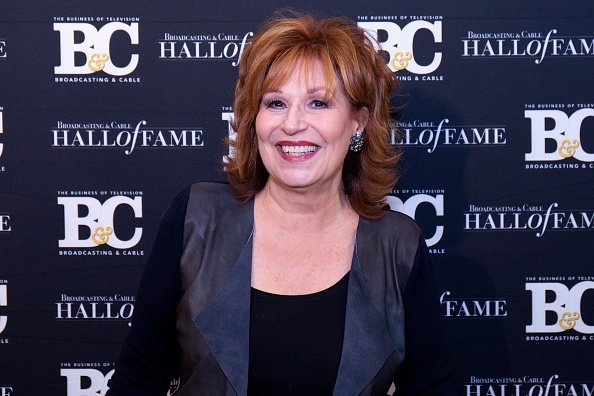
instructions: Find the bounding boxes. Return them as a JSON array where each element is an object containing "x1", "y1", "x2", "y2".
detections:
[
  {"x1": 0, "y1": 281, "x2": 7, "y2": 343},
  {"x1": 0, "y1": 212, "x2": 9, "y2": 232},
  {"x1": 56, "y1": 293, "x2": 134, "y2": 326},
  {"x1": 58, "y1": 191, "x2": 144, "y2": 254},
  {"x1": 61, "y1": 364, "x2": 114, "y2": 396},
  {"x1": 52, "y1": 120, "x2": 205, "y2": 155},
  {"x1": 0, "y1": 387, "x2": 13, "y2": 396},
  {"x1": 464, "y1": 203, "x2": 594, "y2": 237},
  {"x1": 463, "y1": 29, "x2": 594, "y2": 63},
  {"x1": 526, "y1": 278, "x2": 594, "y2": 340},
  {"x1": 222, "y1": 107, "x2": 235, "y2": 162},
  {"x1": 386, "y1": 189, "x2": 445, "y2": 251},
  {"x1": 440, "y1": 291, "x2": 507, "y2": 318},
  {"x1": 158, "y1": 31, "x2": 253, "y2": 66},
  {"x1": 0, "y1": 39, "x2": 6, "y2": 59},
  {"x1": 358, "y1": 16, "x2": 443, "y2": 80},
  {"x1": 465, "y1": 375, "x2": 594, "y2": 396},
  {"x1": 61, "y1": 364, "x2": 179, "y2": 395},
  {"x1": 54, "y1": 17, "x2": 140, "y2": 83},
  {"x1": 0, "y1": 107, "x2": 5, "y2": 172},
  {"x1": 525, "y1": 105, "x2": 594, "y2": 168},
  {"x1": 394, "y1": 118, "x2": 506, "y2": 153}
]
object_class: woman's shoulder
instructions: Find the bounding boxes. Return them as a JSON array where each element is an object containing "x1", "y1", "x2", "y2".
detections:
[
  {"x1": 190, "y1": 181, "x2": 232, "y2": 193},
  {"x1": 382, "y1": 207, "x2": 421, "y2": 231},
  {"x1": 360, "y1": 207, "x2": 422, "y2": 244},
  {"x1": 183, "y1": 181, "x2": 247, "y2": 227},
  {"x1": 175, "y1": 182, "x2": 239, "y2": 209},
  {"x1": 187, "y1": 181, "x2": 236, "y2": 200},
  {"x1": 163, "y1": 182, "x2": 237, "y2": 216},
  {"x1": 190, "y1": 180, "x2": 243, "y2": 205},
  {"x1": 160, "y1": 182, "x2": 244, "y2": 230}
]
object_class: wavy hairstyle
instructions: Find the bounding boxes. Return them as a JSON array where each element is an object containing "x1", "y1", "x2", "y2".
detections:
[{"x1": 225, "y1": 12, "x2": 399, "y2": 219}]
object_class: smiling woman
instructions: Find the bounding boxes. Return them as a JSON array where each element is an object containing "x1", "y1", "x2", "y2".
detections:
[
  {"x1": 254, "y1": 60, "x2": 364, "y2": 193},
  {"x1": 107, "y1": 12, "x2": 454, "y2": 396},
  {"x1": 227, "y1": 12, "x2": 398, "y2": 219}
]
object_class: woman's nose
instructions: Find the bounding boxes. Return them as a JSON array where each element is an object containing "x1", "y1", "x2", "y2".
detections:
[{"x1": 281, "y1": 105, "x2": 307, "y2": 135}]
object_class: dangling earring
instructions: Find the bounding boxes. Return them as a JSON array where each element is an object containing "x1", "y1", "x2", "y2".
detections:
[{"x1": 349, "y1": 131, "x2": 363, "y2": 152}]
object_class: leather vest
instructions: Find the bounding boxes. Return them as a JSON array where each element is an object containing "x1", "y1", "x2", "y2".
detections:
[{"x1": 174, "y1": 183, "x2": 419, "y2": 395}]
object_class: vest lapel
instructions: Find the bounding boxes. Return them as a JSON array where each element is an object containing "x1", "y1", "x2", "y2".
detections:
[
  {"x1": 193, "y1": 200, "x2": 254, "y2": 396},
  {"x1": 333, "y1": 219, "x2": 397, "y2": 395}
]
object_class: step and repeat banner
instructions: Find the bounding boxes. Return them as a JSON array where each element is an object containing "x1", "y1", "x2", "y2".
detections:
[{"x1": 1, "y1": 0, "x2": 593, "y2": 394}]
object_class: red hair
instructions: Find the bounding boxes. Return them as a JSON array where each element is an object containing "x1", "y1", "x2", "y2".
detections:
[{"x1": 225, "y1": 12, "x2": 399, "y2": 219}]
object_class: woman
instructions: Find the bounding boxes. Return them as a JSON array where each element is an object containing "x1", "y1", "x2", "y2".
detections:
[{"x1": 108, "y1": 13, "x2": 453, "y2": 396}]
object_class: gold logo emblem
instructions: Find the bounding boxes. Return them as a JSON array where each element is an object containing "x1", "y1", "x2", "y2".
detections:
[
  {"x1": 557, "y1": 139, "x2": 580, "y2": 158},
  {"x1": 390, "y1": 51, "x2": 413, "y2": 71},
  {"x1": 92, "y1": 226, "x2": 113, "y2": 245},
  {"x1": 558, "y1": 311, "x2": 580, "y2": 330},
  {"x1": 87, "y1": 53, "x2": 110, "y2": 72}
]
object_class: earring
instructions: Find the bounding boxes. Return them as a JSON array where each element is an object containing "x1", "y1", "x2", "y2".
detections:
[{"x1": 349, "y1": 131, "x2": 363, "y2": 152}]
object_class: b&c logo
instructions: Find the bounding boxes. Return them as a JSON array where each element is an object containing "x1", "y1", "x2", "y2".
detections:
[
  {"x1": 358, "y1": 20, "x2": 443, "y2": 75},
  {"x1": 526, "y1": 280, "x2": 594, "y2": 336},
  {"x1": 61, "y1": 368, "x2": 114, "y2": 396},
  {"x1": 525, "y1": 108, "x2": 594, "y2": 163},
  {"x1": 54, "y1": 20, "x2": 139, "y2": 76},
  {"x1": 0, "y1": 284, "x2": 7, "y2": 335},
  {"x1": 58, "y1": 195, "x2": 142, "y2": 249},
  {"x1": 0, "y1": 39, "x2": 6, "y2": 59},
  {"x1": 386, "y1": 191, "x2": 444, "y2": 248},
  {"x1": 61, "y1": 367, "x2": 178, "y2": 396}
]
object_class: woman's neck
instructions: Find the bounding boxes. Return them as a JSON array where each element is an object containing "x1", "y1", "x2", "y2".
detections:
[{"x1": 255, "y1": 179, "x2": 356, "y2": 232}]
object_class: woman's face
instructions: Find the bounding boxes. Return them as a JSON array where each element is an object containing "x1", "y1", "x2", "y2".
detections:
[{"x1": 255, "y1": 60, "x2": 365, "y2": 193}]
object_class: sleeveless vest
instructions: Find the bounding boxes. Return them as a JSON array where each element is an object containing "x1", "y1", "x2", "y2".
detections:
[{"x1": 174, "y1": 183, "x2": 419, "y2": 395}]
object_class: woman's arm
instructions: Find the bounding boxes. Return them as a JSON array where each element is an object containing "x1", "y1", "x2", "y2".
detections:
[
  {"x1": 393, "y1": 237, "x2": 455, "y2": 395},
  {"x1": 106, "y1": 188, "x2": 190, "y2": 395}
]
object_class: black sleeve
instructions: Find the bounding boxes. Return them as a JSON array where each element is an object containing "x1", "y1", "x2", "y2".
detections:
[
  {"x1": 107, "y1": 187, "x2": 190, "y2": 396},
  {"x1": 393, "y1": 237, "x2": 455, "y2": 396}
]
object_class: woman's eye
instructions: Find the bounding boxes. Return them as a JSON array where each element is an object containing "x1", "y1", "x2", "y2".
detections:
[
  {"x1": 310, "y1": 100, "x2": 328, "y2": 108},
  {"x1": 264, "y1": 100, "x2": 285, "y2": 109}
]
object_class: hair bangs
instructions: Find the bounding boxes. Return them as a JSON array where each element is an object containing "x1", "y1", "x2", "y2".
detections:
[{"x1": 261, "y1": 46, "x2": 340, "y2": 102}]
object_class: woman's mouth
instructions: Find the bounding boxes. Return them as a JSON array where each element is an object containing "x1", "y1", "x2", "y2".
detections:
[{"x1": 280, "y1": 145, "x2": 319, "y2": 157}]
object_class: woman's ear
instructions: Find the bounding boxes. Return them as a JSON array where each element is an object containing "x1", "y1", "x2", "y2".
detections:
[{"x1": 356, "y1": 106, "x2": 369, "y2": 132}]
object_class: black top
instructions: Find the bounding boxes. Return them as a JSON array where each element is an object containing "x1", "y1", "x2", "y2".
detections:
[
  {"x1": 248, "y1": 272, "x2": 350, "y2": 395},
  {"x1": 107, "y1": 185, "x2": 454, "y2": 395}
]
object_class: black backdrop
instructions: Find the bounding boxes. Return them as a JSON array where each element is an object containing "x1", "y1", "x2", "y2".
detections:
[{"x1": 1, "y1": 1, "x2": 594, "y2": 395}]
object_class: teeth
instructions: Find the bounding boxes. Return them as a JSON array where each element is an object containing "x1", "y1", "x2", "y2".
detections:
[{"x1": 281, "y1": 145, "x2": 317, "y2": 156}]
